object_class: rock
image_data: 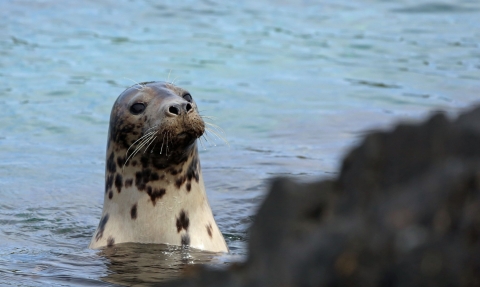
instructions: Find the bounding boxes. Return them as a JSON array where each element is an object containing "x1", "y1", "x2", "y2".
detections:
[{"x1": 162, "y1": 106, "x2": 480, "y2": 287}]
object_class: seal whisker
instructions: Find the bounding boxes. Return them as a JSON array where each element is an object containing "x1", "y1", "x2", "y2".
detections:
[
  {"x1": 136, "y1": 133, "x2": 156, "y2": 154},
  {"x1": 159, "y1": 133, "x2": 165, "y2": 155},
  {"x1": 200, "y1": 115, "x2": 217, "y2": 120},
  {"x1": 144, "y1": 136, "x2": 157, "y2": 154},
  {"x1": 198, "y1": 136, "x2": 207, "y2": 151},
  {"x1": 166, "y1": 132, "x2": 170, "y2": 156},
  {"x1": 200, "y1": 115, "x2": 228, "y2": 146},
  {"x1": 203, "y1": 120, "x2": 222, "y2": 129},
  {"x1": 127, "y1": 135, "x2": 153, "y2": 162},
  {"x1": 205, "y1": 127, "x2": 230, "y2": 147},
  {"x1": 201, "y1": 137, "x2": 209, "y2": 150},
  {"x1": 144, "y1": 125, "x2": 159, "y2": 133},
  {"x1": 165, "y1": 132, "x2": 168, "y2": 156},
  {"x1": 205, "y1": 126, "x2": 227, "y2": 139},
  {"x1": 201, "y1": 134, "x2": 214, "y2": 147},
  {"x1": 204, "y1": 122, "x2": 226, "y2": 135},
  {"x1": 123, "y1": 131, "x2": 157, "y2": 169},
  {"x1": 124, "y1": 77, "x2": 145, "y2": 91},
  {"x1": 129, "y1": 130, "x2": 156, "y2": 148},
  {"x1": 205, "y1": 132, "x2": 216, "y2": 147},
  {"x1": 125, "y1": 131, "x2": 156, "y2": 158},
  {"x1": 124, "y1": 133, "x2": 156, "y2": 168},
  {"x1": 150, "y1": 138, "x2": 159, "y2": 154}
]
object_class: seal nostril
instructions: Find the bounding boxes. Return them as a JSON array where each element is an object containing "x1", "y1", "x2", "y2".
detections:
[
  {"x1": 186, "y1": 103, "x2": 192, "y2": 112},
  {"x1": 169, "y1": 106, "x2": 180, "y2": 115}
]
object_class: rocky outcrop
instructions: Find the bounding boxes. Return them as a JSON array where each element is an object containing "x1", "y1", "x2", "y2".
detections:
[{"x1": 162, "y1": 106, "x2": 480, "y2": 287}]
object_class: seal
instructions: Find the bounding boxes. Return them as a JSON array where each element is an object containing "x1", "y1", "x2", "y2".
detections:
[{"x1": 89, "y1": 81, "x2": 229, "y2": 253}]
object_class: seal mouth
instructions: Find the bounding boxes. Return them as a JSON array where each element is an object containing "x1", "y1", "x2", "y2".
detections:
[
  {"x1": 177, "y1": 130, "x2": 203, "y2": 139},
  {"x1": 156, "y1": 128, "x2": 202, "y2": 148},
  {"x1": 171, "y1": 130, "x2": 202, "y2": 146}
]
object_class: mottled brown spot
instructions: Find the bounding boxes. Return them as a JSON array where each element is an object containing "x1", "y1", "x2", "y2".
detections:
[
  {"x1": 176, "y1": 210, "x2": 189, "y2": 232},
  {"x1": 135, "y1": 172, "x2": 145, "y2": 190},
  {"x1": 141, "y1": 156, "x2": 149, "y2": 168},
  {"x1": 147, "y1": 187, "x2": 166, "y2": 205},
  {"x1": 186, "y1": 156, "x2": 199, "y2": 183},
  {"x1": 135, "y1": 169, "x2": 160, "y2": 191},
  {"x1": 186, "y1": 182, "x2": 191, "y2": 192},
  {"x1": 175, "y1": 176, "x2": 186, "y2": 189},
  {"x1": 107, "y1": 152, "x2": 116, "y2": 173},
  {"x1": 95, "y1": 214, "x2": 109, "y2": 242},
  {"x1": 131, "y1": 203, "x2": 137, "y2": 219},
  {"x1": 113, "y1": 123, "x2": 135, "y2": 149},
  {"x1": 132, "y1": 160, "x2": 137, "y2": 167},
  {"x1": 115, "y1": 173, "x2": 123, "y2": 193},
  {"x1": 206, "y1": 223, "x2": 212, "y2": 238},
  {"x1": 125, "y1": 179, "x2": 133, "y2": 188},
  {"x1": 108, "y1": 191, "x2": 113, "y2": 199},
  {"x1": 116, "y1": 156, "x2": 125, "y2": 167},
  {"x1": 106, "y1": 174, "x2": 114, "y2": 193},
  {"x1": 150, "y1": 172, "x2": 160, "y2": 181}
]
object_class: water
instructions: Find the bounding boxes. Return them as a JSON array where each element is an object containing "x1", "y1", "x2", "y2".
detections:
[{"x1": 0, "y1": 0, "x2": 479, "y2": 285}]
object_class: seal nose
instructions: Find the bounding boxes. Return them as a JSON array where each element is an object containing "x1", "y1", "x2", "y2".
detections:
[{"x1": 167, "y1": 103, "x2": 193, "y2": 116}]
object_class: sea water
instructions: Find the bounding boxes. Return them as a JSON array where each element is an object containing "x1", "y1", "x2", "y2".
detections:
[{"x1": 0, "y1": 0, "x2": 479, "y2": 285}]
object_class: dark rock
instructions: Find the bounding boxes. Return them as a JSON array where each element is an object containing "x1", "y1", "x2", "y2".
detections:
[{"x1": 161, "y1": 106, "x2": 480, "y2": 287}]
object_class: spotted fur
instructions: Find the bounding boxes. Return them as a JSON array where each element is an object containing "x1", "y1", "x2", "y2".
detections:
[
  {"x1": 115, "y1": 174, "x2": 123, "y2": 193},
  {"x1": 107, "y1": 152, "x2": 116, "y2": 173},
  {"x1": 95, "y1": 214, "x2": 109, "y2": 241},
  {"x1": 130, "y1": 203, "x2": 137, "y2": 219},
  {"x1": 106, "y1": 175, "x2": 114, "y2": 193},
  {"x1": 147, "y1": 187, "x2": 166, "y2": 205},
  {"x1": 206, "y1": 223, "x2": 213, "y2": 238},
  {"x1": 176, "y1": 210, "x2": 190, "y2": 232}
]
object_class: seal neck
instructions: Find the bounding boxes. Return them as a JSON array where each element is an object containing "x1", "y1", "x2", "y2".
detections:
[{"x1": 104, "y1": 143, "x2": 204, "y2": 199}]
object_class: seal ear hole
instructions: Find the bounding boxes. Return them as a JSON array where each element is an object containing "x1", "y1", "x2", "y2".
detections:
[
  {"x1": 183, "y1": 94, "x2": 192, "y2": 103},
  {"x1": 130, "y1": 103, "x2": 146, "y2": 115}
]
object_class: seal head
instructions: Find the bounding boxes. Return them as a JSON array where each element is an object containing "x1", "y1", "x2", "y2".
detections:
[{"x1": 89, "y1": 81, "x2": 229, "y2": 253}]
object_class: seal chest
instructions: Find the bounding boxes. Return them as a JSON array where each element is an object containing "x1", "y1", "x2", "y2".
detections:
[{"x1": 89, "y1": 81, "x2": 229, "y2": 253}]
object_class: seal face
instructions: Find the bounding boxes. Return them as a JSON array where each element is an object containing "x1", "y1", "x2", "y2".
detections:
[{"x1": 89, "y1": 81, "x2": 229, "y2": 253}]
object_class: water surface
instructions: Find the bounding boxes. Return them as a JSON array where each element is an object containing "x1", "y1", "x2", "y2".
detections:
[{"x1": 0, "y1": 0, "x2": 479, "y2": 285}]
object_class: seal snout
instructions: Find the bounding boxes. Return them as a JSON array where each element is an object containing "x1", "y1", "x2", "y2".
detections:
[{"x1": 167, "y1": 102, "x2": 193, "y2": 117}]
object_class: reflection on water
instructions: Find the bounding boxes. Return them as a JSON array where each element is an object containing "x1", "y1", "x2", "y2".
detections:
[
  {"x1": 99, "y1": 243, "x2": 231, "y2": 286},
  {"x1": 0, "y1": 0, "x2": 479, "y2": 285}
]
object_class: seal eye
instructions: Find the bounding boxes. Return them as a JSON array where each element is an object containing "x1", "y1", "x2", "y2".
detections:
[
  {"x1": 183, "y1": 94, "x2": 192, "y2": 103},
  {"x1": 130, "y1": 103, "x2": 146, "y2": 115}
]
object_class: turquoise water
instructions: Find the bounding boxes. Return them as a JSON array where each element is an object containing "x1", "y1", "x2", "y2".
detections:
[{"x1": 1, "y1": 0, "x2": 479, "y2": 285}]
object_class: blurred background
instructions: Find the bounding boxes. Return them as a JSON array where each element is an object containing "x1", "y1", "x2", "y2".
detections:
[{"x1": 0, "y1": 0, "x2": 479, "y2": 285}]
